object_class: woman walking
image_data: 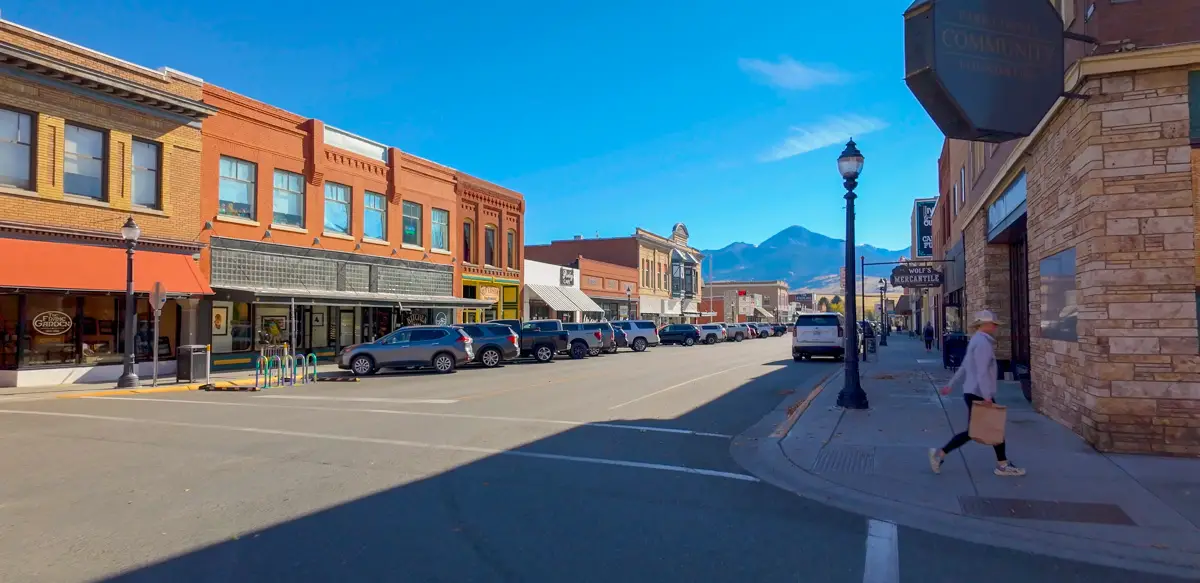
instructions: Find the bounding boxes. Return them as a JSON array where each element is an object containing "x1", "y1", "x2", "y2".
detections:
[
  {"x1": 922, "y1": 322, "x2": 935, "y2": 352},
  {"x1": 929, "y1": 310, "x2": 1025, "y2": 477}
]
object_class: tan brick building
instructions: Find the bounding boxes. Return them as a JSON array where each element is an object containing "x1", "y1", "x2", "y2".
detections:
[
  {"x1": 0, "y1": 20, "x2": 215, "y2": 387},
  {"x1": 930, "y1": 2, "x2": 1200, "y2": 455}
]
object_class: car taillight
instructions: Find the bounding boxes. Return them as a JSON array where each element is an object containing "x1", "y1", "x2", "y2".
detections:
[
  {"x1": 456, "y1": 335, "x2": 468, "y2": 343},
  {"x1": 837, "y1": 326, "x2": 844, "y2": 337},
  {"x1": 792, "y1": 327, "x2": 797, "y2": 337},
  {"x1": 594, "y1": 331, "x2": 602, "y2": 340},
  {"x1": 508, "y1": 335, "x2": 518, "y2": 345}
]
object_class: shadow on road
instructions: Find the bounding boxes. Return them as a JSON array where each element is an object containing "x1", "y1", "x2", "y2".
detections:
[{"x1": 98, "y1": 356, "x2": 845, "y2": 582}]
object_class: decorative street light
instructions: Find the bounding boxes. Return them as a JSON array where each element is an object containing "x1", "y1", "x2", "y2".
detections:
[
  {"x1": 625, "y1": 284, "x2": 633, "y2": 321},
  {"x1": 117, "y1": 216, "x2": 141, "y2": 388},
  {"x1": 836, "y1": 140, "x2": 869, "y2": 410},
  {"x1": 878, "y1": 278, "x2": 889, "y2": 347}
]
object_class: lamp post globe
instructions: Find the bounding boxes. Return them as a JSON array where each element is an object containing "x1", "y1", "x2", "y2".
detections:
[
  {"x1": 116, "y1": 216, "x2": 141, "y2": 389},
  {"x1": 836, "y1": 139, "x2": 869, "y2": 410}
]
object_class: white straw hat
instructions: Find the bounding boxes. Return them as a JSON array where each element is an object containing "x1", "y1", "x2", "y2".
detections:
[{"x1": 970, "y1": 310, "x2": 1000, "y2": 328}]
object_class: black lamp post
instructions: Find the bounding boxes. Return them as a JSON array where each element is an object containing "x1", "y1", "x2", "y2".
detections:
[
  {"x1": 836, "y1": 139, "x2": 869, "y2": 410},
  {"x1": 117, "y1": 216, "x2": 141, "y2": 388},
  {"x1": 878, "y1": 278, "x2": 889, "y2": 347},
  {"x1": 625, "y1": 285, "x2": 633, "y2": 321}
]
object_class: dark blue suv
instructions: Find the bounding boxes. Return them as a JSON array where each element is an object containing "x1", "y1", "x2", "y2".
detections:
[{"x1": 658, "y1": 324, "x2": 701, "y2": 346}]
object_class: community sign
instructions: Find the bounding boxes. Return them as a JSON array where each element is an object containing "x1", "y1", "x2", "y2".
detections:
[
  {"x1": 903, "y1": 0, "x2": 1065, "y2": 142},
  {"x1": 891, "y1": 264, "x2": 944, "y2": 289}
]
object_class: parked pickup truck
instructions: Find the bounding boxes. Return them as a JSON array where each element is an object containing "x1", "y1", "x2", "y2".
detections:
[
  {"x1": 515, "y1": 319, "x2": 601, "y2": 360},
  {"x1": 489, "y1": 319, "x2": 571, "y2": 363}
]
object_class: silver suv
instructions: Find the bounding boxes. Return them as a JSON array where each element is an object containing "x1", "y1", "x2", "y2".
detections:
[
  {"x1": 339, "y1": 325, "x2": 473, "y2": 375},
  {"x1": 723, "y1": 323, "x2": 749, "y2": 342},
  {"x1": 610, "y1": 320, "x2": 661, "y2": 352}
]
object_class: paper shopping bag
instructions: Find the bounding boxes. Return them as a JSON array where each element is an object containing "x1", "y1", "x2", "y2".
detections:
[{"x1": 968, "y1": 401, "x2": 1007, "y2": 445}]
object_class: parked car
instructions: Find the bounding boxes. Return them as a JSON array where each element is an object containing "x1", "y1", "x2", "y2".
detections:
[
  {"x1": 659, "y1": 323, "x2": 702, "y2": 346},
  {"x1": 723, "y1": 323, "x2": 749, "y2": 342},
  {"x1": 792, "y1": 313, "x2": 845, "y2": 361},
  {"x1": 455, "y1": 323, "x2": 520, "y2": 368},
  {"x1": 489, "y1": 319, "x2": 568, "y2": 363},
  {"x1": 772, "y1": 324, "x2": 787, "y2": 337},
  {"x1": 698, "y1": 323, "x2": 727, "y2": 344},
  {"x1": 751, "y1": 322, "x2": 774, "y2": 338},
  {"x1": 564, "y1": 322, "x2": 617, "y2": 355},
  {"x1": 339, "y1": 325, "x2": 473, "y2": 375},
  {"x1": 520, "y1": 319, "x2": 601, "y2": 359},
  {"x1": 611, "y1": 320, "x2": 661, "y2": 352}
]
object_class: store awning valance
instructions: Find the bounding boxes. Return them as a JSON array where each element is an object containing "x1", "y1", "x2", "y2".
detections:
[
  {"x1": 895, "y1": 296, "x2": 913, "y2": 315},
  {"x1": 560, "y1": 287, "x2": 605, "y2": 313},
  {"x1": 526, "y1": 284, "x2": 579, "y2": 312},
  {"x1": 0, "y1": 237, "x2": 212, "y2": 296},
  {"x1": 217, "y1": 286, "x2": 401, "y2": 307},
  {"x1": 399, "y1": 296, "x2": 496, "y2": 309}
]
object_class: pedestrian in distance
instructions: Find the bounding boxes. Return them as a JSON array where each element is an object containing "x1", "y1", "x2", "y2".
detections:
[
  {"x1": 928, "y1": 310, "x2": 1025, "y2": 477},
  {"x1": 922, "y1": 322, "x2": 935, "y2": 352}
]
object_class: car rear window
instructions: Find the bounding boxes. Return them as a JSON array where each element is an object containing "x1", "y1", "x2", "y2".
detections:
[
  {"x1": 410, "y1": 329, "x2": 446, "y2": 342},
  {"x1": 796, "y1": 315, "x2": 840, "y2": 327},
  {"x1": 614, "y1": 322, "x2": 631, "y2": 330},
  {"x1": 702, "y1": 325, "x2": 720, "y2": 330},
  {"x1": 485, "y1": 325, "x2": 512, "y2": 336},
  {"x1": 635, "y1": 321, "x2": 656, "y2": 330},
  {"x1": 460, "y1": 325, "x2": 484, "y2": 337},
  {"x1": 563, "y1": 323, "x2": 582, "y2": 330}
]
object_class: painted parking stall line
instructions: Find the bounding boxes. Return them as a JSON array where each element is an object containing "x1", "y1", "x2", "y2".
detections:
[
  {"x1": 863, "y1": 519, "x2": 899, "y2": 583},
  {"x1": 607, "y1": 363, "x2": 759, "y2": 410}
]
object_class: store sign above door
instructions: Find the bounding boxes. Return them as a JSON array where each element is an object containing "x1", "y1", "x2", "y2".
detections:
[
  {"x1": 891, "y1": 265, "x2": 944, "y2": 288},
  {"x1": 903, "y1": 0, "x2": 1065, "y2": 142}
]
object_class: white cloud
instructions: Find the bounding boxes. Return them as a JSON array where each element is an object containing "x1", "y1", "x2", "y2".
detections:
[
  {"x1": 761, "y1": 115, "x2": 889, "y2": 162},
  {"x1": 738, "y1": 56, "x2": 851, "y2": 90}
]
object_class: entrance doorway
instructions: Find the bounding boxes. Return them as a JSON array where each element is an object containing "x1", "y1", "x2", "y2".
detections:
[{"x1": 1009, "y1": 231, "x2": 1031, "y2": 370}]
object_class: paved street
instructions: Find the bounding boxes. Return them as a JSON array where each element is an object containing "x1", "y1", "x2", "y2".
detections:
[{"x1": 0, "y1": 338, "x2": 1189, "y2": 582}]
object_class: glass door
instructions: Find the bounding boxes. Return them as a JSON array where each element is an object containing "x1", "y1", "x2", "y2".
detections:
[{"x1": 339, "y1": 311, "x2": 355, "y2": 348}]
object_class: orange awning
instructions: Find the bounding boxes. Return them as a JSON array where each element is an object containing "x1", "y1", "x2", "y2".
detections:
[{"x1": 0, "y1": 238, "x2": 213, "y2": 296}]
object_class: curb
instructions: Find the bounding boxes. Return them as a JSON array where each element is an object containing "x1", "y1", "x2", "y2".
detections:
[
  {"x1": 57, "y1": 378, "x2": 258, "y2": 399},
  {"x1": 730, "y1": 370, "x2": 1200, "y2": 579}
]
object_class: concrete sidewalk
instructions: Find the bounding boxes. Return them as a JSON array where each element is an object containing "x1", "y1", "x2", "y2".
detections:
[
  {"x1": 0, "y1": 364, "x2": 346, "y2": 401},
  {"x1": 733, "y1": 335, "x2": 1200, "y2": 578}
]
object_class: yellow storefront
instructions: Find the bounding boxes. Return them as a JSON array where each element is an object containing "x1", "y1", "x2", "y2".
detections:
[{"x1": 461, "y1": 275, "x2": 521, "y2": 323}]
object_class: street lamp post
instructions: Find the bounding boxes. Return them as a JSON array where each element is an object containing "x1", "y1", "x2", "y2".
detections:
[
  {"x1": 878, "y1": 279, "x2": 889, "y2": 347},
  {"x1": 836, "y1": 140, "x2": 869, "y2": 410},
  {"x1": 117, "y1": 216, "x2": 141, "y2": 389},
  {"x1": 625, "y1": 285, "x2": 632, "y2": 321}
]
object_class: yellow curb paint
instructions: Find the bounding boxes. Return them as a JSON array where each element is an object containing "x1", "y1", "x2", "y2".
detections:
[
  {"x1": 771, "y1": 368, "x2": 842, "y2": 438},
  {"x1": 57, "y1": 378, "x2": 257, "y2": 399}
]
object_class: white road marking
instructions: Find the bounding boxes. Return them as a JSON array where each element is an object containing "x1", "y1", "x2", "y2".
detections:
[
  {"x1": 0, "y1": 409, "x2": 758, "y2": 482},
  {"x1": 255, "y1": 395, "x2": 459, "y2": 405},
  {"x1": 863, "y1": 519, "x2": 900, "y2": 583},
  {"x1": 607, "y1": 363, "x2": 758, "y2": 410},
  {"x1": 81, "y1": 396, "x2": 732, "y2": 438}
]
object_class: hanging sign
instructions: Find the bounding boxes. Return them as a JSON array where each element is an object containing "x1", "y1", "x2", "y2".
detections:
[
  {"x1": 891, "y1": 265, "x2": 944, "y2": 288},
  {"x1": 903, "y1": 0, "x2": 1065, "y2": 142},
  {"x1": 916, "y1": 200, "x2": 936, "y2": 258}
]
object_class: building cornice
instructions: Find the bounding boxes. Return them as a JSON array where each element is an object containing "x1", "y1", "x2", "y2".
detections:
[{"x1": 0, "y1": 220, "x2": 204, "y2": 253}]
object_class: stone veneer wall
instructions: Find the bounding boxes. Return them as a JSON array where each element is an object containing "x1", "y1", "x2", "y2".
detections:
[
  {"x1": 1021, "y1": 67, "x2": 1200, "y2": 455},
  {"x1": 963, "y1": 214, "x2": 1014, "y2": 362}
]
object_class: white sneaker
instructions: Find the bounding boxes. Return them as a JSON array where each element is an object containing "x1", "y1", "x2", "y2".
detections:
[
  {"x1": 928, "y1": 448, "x2": 943, "y2": 474},
  {"x1": 994, "y1": 463, "x2": 1026, "y2": 477}
]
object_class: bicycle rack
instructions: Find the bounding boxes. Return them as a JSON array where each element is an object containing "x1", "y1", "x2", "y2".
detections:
[
  {"x1": 282, "y1": 354, "x2": 295, "y2": 386},
  {"x1": 305, "y1": 353, "x2": 319, "y2": 383}
]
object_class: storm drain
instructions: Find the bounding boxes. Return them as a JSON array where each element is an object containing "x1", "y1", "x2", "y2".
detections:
[
  {"x1": 812, "y1": 446, "x2": 875, "y2": 474},
  {"x1": 958, "y1": 496, "x2": 1136, "y2": 526}
]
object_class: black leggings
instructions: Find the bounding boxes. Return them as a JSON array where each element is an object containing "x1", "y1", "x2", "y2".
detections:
[
  {"x1": 941, "y1": 394, "x2": 1007, "y2": 462},
  {"x1": 924, "y1": 338, "x2": 933, "y2": 349}
]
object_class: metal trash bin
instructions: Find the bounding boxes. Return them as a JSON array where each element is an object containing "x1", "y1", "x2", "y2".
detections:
[
  {"x1": 942, "y1": 333, "x2": 968, "y2": 370},
  {"x1": 1014, "y1": 364, "x2": 1032, "y2": 402},
  {"x1": 177, "y1": 345, "x2": 209, "y2": 382}
]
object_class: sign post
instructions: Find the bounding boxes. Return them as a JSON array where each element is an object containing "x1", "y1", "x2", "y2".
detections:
[{"x1": 149, "y1": 282, "x2": 168, "y2": 387}]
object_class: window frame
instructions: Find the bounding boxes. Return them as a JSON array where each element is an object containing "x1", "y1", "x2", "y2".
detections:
[
  {"x1": 483, "y1": 224, "x2": 497, "y2": 267},
  {"x1": 462, "y1": 219, "x2": 474, "y2": 264},
  {"x1": 271, "y1": 169, "x2": 305, "y2": 228},
  {"x1": 63, "y1": 121, "x2": 108, "y2": 200},
  {"x1": 506, "y1": 229, "x2": 517, "y2": 269},
  {"x1": 0, "y1": 106, "x2": 35, "y2": 191},
  {"x1": 130, "y1": 138, "x2": 162, "y2": 209},
  {"x1": 402, "y1": 200, "x2": 423, "y2": 247},
  {"x1": 431, "y1": 208, "x2": 450, "y2": 251},
  {"x1": 323, "y1": 181, "x2": 352, "y2": 235},
  {"x1": 218, "y1": 155, "x2": 258, "y2": 220},
  {"x1": 364, "y1": 191, "x2": 388, "y2": 241}
]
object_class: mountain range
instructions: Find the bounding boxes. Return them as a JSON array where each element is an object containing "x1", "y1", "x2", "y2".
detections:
[{"x1": 700, "y1": 226, "x2": 910, "y2": 292}]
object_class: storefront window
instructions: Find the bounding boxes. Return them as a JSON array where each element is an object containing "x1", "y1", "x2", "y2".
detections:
[
  {"x1": 231, "y1": 302, "x2": 253, "y2": 352},
  {"x1": 0, "y1": 295, "x2": 17, "y2": 369},
  {"x1": 81, "y1": 296, "x2": 121, "y2": 365},
  {"x1": 21, "y1": 294, "x2": 78, "y2": 367},
  {"x1": 136, "y1": 299, "x2": 179, "y2": 361}
]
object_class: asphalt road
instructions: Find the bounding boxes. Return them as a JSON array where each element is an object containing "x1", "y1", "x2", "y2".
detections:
[{"x1": 0, "y1": 336, "x2": 1186, "y2": 582}]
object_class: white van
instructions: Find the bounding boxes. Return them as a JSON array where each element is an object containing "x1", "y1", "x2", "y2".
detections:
[{"x1": 792, "y1": 313, "x2": 845, "y2": 361}]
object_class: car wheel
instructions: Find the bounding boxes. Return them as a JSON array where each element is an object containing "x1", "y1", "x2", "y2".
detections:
[
  {"x1": 683, "y1": 336, "x2": 696, "y2": 347},
  {"x1": 349, "y1": 355, "x2": 375, "y2": 376},
  {"x1": 588, "y1": 347, "x2": 601, "y2": 357},
  {"x1": 479, "y1": 348, "x2": 502, "y2": 368},
  {"x1": 534, "y1": 344, "x2": 554, "y2": 363},
  {"x1": 607, "y1": 346, "x2": 619, "y2": 354},
  {"x1": 632, "y1": 338, "x2": 647, "y2": 352},
  {"x1": 793, "y1": 355, "x2": 803, "y2": 362},
  {"x1": 570, "y1": 342, "x2": 588, "y2": 359},
  {"x1": 705, "y1": 335, "x2": 716, "y2": 345},
  {"x1": 734, "y1": 333, "x2": 744, "y2": 342},
  {"x1": 432, "y1": 352, "x2": 456, "y2": 373}
]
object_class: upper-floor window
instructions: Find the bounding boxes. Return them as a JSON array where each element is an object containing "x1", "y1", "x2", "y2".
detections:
[
  {"x1": 959, "y1": 167, "x2": 966, "y2": 201},
  {"x1": 364, "y1": 192, "x2": 387, "y2": 240},
  {"x1": 272, "y1": 170, "x2": 304, "y2": 227},
  {"x1": 402, "y1": 201, "x2": 422, "y2": 246},
  {"x1": 65, "y1": 124, "x2": 104, "y2": 199},
  {"x1": 324, "y1": 182, "x2": 351, "y2": 234},
  {"x1": 0, "y1": 108, "x2": 33, "y2": 190},
  {"x1": 219, "y1": 156, "x2": 256, "y2": 219},
  {"x1": 952, "y1": 184, "x2": 959, "y2": 216},
  {"x1": 484, "y1": 225, "x2": 497, "y2": 266},
  {"x1": 131, "y1": 139, "x2": 160, "y2": 209},
  {"x1": 506, "y1": 229, "x2": 517, "y2": 269},
  {"x1": 431, "y1": 208, "x2": 450, "y2": 251},
  {"x1": 462, "y1": 220, "x2": 474, "y2": 263}
]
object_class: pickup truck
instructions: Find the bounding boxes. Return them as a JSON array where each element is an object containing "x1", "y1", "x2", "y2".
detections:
[
  {"x1": 516, "y1": 319, "x2": 601, "y2": 359},
  {"x1": 488, "y1": 319, "x2": 568, "y2": 363}
]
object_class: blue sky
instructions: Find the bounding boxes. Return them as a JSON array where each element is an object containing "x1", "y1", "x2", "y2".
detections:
[{"x1": 10, "y1": 0, "x2": 943, "y2": 252}]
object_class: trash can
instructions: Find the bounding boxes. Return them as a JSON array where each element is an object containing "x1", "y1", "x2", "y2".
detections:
[
  {"x1": 1014, "y1": 364, "x2": 1032, "y2": 402},
  {"x1": 176, "y1": 345, "x2": 209, "y2": 382},
  {"x1": 942, "y1": 333, "x2": 968, "y2": 370}
]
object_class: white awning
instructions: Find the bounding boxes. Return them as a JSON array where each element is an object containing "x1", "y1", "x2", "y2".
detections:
[
  {"x1": 560, "y1": 286, "x2": 606, "y2": 313},
  {"x1": 639, "y1": 298, "x2": 661, "y2": 314},
  {"x1": 526, "y1": 284, "x2": 579, "y2": 313},
  {"x1": 754, "y1": 306, "x2": 774, "y2": 319}
]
